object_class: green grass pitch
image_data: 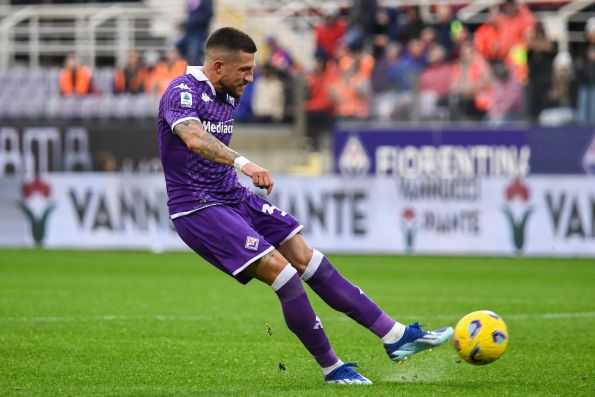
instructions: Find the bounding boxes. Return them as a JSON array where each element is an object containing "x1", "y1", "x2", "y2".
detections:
[{"x1": 1, "y1": 249, "x2": 594, "y2": 396}]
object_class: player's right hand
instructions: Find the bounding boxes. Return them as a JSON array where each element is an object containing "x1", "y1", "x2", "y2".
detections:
[{"x1": 241, "y1": 162, "x2": 274, "y2": 195}]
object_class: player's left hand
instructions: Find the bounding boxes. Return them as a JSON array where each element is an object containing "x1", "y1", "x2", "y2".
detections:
[{"x1": 241, "y1": 162, "x2": 274, "y2": 194}]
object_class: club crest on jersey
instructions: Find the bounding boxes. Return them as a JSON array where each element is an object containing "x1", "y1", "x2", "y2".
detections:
[
  {"x1": 201, "y1": 92, "x2": 213, "y2": 103},
  {"x1": 180, "y1": 92, "x2": 192, "y2": 108},
  {"x1": 245, "y1": 236, "x2": 259, "y2": 251}
]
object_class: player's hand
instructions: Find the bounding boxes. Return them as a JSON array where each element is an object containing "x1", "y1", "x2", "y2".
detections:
[{"x1": 241, "y1": 162, "x2": 274, "y2": 194}]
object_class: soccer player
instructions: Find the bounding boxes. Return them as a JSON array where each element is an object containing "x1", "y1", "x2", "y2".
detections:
[{"x1": 157, "y1": 27, "x2": 453, "y2": 385}]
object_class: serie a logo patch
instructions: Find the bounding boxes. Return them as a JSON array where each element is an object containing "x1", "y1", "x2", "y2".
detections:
[
  {"x1": 245, "y1": 236, "x2": 259, "y2": 251},
  {"x1": 180, "y1": 92, "x2": 192, "y2": 108}
]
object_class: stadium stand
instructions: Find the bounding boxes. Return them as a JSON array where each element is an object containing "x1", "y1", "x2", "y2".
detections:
[
  {"x1": 0, "y1": 0, "x2": 593, "y2": 172},
  {"x1": 0, "y1": 66, "x2": 160, "y2": 119}
]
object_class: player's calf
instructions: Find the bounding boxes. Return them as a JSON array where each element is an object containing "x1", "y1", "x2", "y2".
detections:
[{"x1": 301, "y1": 250, "x2": 407, "y2": 339}]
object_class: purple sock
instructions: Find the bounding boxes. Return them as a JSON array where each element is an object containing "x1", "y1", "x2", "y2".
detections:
[
  {"x1": 272, "y1": 265, "x2": 339, "y2": 368},
  {"x1": 302, "y1": 250, "x2": 396, "y2": 338}
]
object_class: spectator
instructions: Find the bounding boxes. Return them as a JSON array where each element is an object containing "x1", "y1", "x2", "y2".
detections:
[
  {"x1": 370, "y1": 41, "x2": 401, "y2": 120},
  {"x1": 177, "y1": 0, "x2": 214, "y2": 65},
  {"x1": 330, "y1": 42, "x2": 374, "y2": 119},
  {"x1": 451, "y1": 23, "x2": 471, "y2": 60},
  {"x1": 420, "y1": 27, "x2": 437, "y2": 59},
  {"x1": 114, "y1": 50, "x2": 149, "y2": 94},
  {"x1": 575, "y1": 17, "x2": 595, "y2": 124},
  {"x1": 234, "y1": 82, "x2": 255, "y2": 122},
  {"x1": 539, "y1": 51, "x2": 577, "y2": 126},
  {"x1": 381, "y1": 38, "x2": 425, "y2": 120},
  {"x1": 375, "y1": 7, "x2": 400, "y2": 44},
  {"x1": 450, "y1": 41, "x2": 493, "y2": 121},
  {"x1": 432, "y1": 4, "x2": 461, "y2": 57},
  {"x1": 371, "y1": 41, "x2": 401, "y2": 93},
  {"x1": 539, "y1": 52, "x2": 577, "y2": 125},
  {"x1": 419, "y1": 44, "x2": 452, "y2": 119},
  {"x1": 344, "y1": 0, "x2": 378, "y2": 49},
  {"x1": 305, "y1": 52, "x2": 337, "y2": 151},
  {"x1": 474, "y1": 9, "x2": 502, "y2": 63},
  {"x1": 149, "y1": 48, "x2": 188, "y2": 96},
  {"x1": 265, "y1": 35, "x2": 296, "y2": 121},
  {"x1": 315, "y1": 2, "x2": 347, "y2": 60},
  {"x1": 495, "y1": 0, "x2": 535, "y2": 83},
  {"x1": 142, "y1": 49, "x2": 161, "y2": 86},
  {"x1": 252, "y1": 64, "x2": 285, "y2": 122},
  {"x1": 488, "y1": 62, "x2": 523, "y2": 123},
  {"x1": 527, "y1": 22, "x2": 557, "y2": 121},
  {"x1": 391, "y1": 38, "x2": 426, "y2": 92},
  {"x1": 396, "y1": 6, "x2": 425, "y2": 46},
  {"x1": 548, "y1": 52, "x2": 577, "y2": 108},
  {"x1": 265, "y1": 36, "x2": 293, "y2": 75},
  {"x1": 59, "y1": 54, "x2": 94, "y2": 96},
  {"x1": 496, "y1": 0, "x2": 535, "y2": 59}
]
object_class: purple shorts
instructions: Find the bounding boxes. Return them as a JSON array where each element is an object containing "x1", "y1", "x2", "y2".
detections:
[{"x1": 173, "y1": 193, "x2": 303, "y2": 284}]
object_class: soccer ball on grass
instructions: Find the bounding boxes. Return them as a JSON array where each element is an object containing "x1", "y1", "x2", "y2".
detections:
[{"x1": 453, "y1": 310, "x2": 508, "y2": 365}]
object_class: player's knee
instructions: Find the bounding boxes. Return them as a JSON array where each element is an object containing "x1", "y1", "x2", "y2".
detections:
[
  {"x1": 244, "y1": 249, "x2": 291, "y2": 285},
  {"x1": 280, "y1": 252, "x2": 309, "y2": 276},
  {"x1": 278, "y1": 235, "x2": 313, "y2": 275},
  {"x1": 287, "y1": 252, "x2": 311, "y2": 276}
]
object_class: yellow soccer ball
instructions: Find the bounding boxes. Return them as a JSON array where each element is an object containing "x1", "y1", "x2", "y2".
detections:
[{"x1": 453, "y1": 310, "x2": 509, "y2": 365}]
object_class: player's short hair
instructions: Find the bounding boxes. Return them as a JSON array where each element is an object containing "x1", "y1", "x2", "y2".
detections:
[{"x1": 205, "y1": 27, "x2": 257, "y2": 54}]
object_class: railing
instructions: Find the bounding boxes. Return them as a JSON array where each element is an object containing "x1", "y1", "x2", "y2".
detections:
[
  {"x1": 0, "y1": 0, "x2": 591, "y2": 72},
  {"x1": 0, "y1": 3, "x2": 180, "y2": 70}
]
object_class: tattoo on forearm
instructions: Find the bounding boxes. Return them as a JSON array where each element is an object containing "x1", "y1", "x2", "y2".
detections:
[
  {"x1": 174, "y1": 119, "x2": 239, "y2": 165},
  {"x1": 195, "y1": 132, "x2": 226, "y2": 162}
]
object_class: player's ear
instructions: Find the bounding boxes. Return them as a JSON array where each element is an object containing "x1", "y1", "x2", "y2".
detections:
[{"x1": 213, "y1": 59, "x2": 225, "y2": 75}]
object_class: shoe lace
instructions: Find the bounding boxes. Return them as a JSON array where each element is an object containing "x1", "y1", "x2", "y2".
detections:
[
  {"x1": 407, "y1": 322, "x2": 429, "y2": 339},
  {"x1": 409, "y1": 322, "x2": 424, "y2": 330},
  {"x1": 339, "y1": 363, "x2": 367, "y2": 381}
]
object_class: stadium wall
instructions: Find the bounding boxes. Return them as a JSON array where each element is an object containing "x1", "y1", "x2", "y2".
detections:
[
  {"x1": 3, "y1": 122, "x2": 594, "y2": 177},
  {"x1": 0, "y1": 120, "x2": 299, "y2": 175},
  {"x1": 1, "y1": 173, "x2": 594, "y2": 257},
  {"x1": 333, "y1": 126, "x2": 595, "y2": 177}
]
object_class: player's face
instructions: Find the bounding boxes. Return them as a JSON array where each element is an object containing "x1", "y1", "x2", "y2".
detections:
[{"x1": 220, "y1": 51, "x2": 255, "y2": 99}]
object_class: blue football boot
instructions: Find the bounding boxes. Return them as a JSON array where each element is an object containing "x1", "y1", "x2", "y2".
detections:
[
  {"x1": 384, "y1": 322, "x2": 454, "y2": 362},
  {"x1": 324, "y1": 362, "x2": 373, "y2": 385}
]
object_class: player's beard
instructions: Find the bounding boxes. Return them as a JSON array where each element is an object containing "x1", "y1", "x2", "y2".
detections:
[{"x1": 221, "y1": 80, "x2": 245, "y2": 99}]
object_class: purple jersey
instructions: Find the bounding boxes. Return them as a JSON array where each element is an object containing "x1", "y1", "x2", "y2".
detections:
[{"x1": 157, "y1": 66, "x2": 249, "y2": 218}]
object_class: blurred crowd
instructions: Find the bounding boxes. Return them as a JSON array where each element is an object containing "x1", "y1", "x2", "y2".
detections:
[
  {"x1": 59, "y1": 48, "x2": 188, "y2": 97},
  {"x1": 292, "y1": 0, "x2": 594, "y2": 149},
  {"x1": 58, "y1": 0, "x2": 212, "y2": 98},
  {"x1": 53, "y1": 0, "x2": 595, "y2": 150},
  {"x1": 297, "y1": 0, "x2": 593, "y2": 123}
]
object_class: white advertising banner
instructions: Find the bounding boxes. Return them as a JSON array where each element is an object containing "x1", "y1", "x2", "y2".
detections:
[
  {"x1": 1, "y1": 173, "x2": 594, "y2": 257},
  {"x1": 1, "y1": 174, "x2": 179, "y2": 251}
]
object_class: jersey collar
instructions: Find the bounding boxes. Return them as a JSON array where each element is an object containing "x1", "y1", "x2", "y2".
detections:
[
  {"x1": 186, "y1": 66, "x2": 216, "y2": 96},
  {"x1": 186, "y1": 66, "x2": 237, "y2": 107}
]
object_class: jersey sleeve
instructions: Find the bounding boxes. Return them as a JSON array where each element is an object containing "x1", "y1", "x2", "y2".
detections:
[{"x1": 162, "y1": 81, "x2": 201, "y2": 132}]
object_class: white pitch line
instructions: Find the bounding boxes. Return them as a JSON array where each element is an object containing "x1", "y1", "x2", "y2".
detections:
[
  {"x1": 0, "y1": 314, "x2": 211, "y2": 322},
  {"x1": 1, "y1": 312, "x2": 594, "y2": 323},
  {"x1": 414, "y1": 312, "x2": 595, "y2": 321},
  {"x1": 506, "y1": 312, "x2": 595, "y2": 320}
]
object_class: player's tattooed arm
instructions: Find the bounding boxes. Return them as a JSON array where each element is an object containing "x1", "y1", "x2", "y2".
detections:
[
  {"x1": 174, "y1": 119, "x2": 239, "y2": 166},
  {"x1": 174, "y1": 119, "x2": 274, "y2": 193}
]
